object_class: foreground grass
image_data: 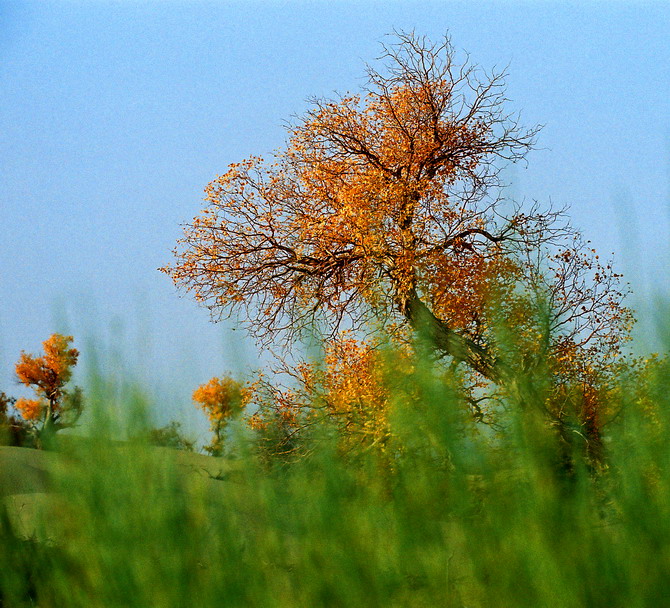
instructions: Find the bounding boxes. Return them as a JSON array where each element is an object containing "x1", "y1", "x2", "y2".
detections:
[{"x1": 1, "y1": 359, "x2": 670, "y2": 607}]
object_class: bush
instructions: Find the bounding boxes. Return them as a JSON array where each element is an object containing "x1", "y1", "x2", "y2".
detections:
[
  {"x1": 147, "y1": 421, "x2": 196, "y2": 452},
  {"x1": 0, "y1": 392, "x2": 31, "y2": 447}
]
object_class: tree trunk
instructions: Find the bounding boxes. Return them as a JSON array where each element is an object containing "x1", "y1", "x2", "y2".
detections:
[{"x1": 400, "y1": 288, "x2": 505, "y2": 383}]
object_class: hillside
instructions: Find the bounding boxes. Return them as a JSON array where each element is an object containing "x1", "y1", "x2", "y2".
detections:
[{"x1": 0, "y1": 444, "x2": 238, "y2": 541}]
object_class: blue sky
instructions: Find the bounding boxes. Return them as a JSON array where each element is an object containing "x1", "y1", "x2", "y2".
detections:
[{"x1": 1, "y1": 1, "x2": 669, "y2": 433}]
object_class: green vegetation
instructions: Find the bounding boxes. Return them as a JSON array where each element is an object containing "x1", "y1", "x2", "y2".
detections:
[
  {"x1": 0, "y1": 338, "x2": 668, "y2": 608},
  {"x1": 1, "y1": 31, "x2": 664, "y2": 608},
  {"x1": 145, "y1": 421, "x2": 196, "y2": 452}
]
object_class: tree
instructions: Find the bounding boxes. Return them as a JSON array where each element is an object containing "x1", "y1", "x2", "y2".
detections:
[
  {"x1": 192, "y1": 375, "x2": 244, "y2": 456},
  {"x1": 0, "y1": 392, "x2": 30, "y2": 446},
  {"x1": 164, "y1": 32, "x2": 632, "y2": 443},
  {"x1": 14, "y1": 334, "x2": 83, "y2": 446},
  {"x1": 147, "y1": 421, "x2": 196, "y2": 452}
]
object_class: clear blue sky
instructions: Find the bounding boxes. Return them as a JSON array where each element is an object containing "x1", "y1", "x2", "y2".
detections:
[{"x1": 1, "y1": 1, "x2": 669, "y2": 434}]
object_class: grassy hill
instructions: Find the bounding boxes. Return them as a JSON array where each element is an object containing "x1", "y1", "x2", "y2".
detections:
[{"x1": 0, "y1": 442, "x2": 238, "y2": 542}]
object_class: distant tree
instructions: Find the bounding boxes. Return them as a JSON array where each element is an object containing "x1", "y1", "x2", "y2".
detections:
[
  {"x1": 0, "y1": 392, "x2": 15, "y2": 415},
  {"x1": 0, "y1": 392, "x2": 30, "y2": 447},
  {"x1": 192, "y1": 375, "x2": 244, "y2": 456},
  {"x1": 14, "y1": 334, "x2": 83, "y2": 447},
  {"x1": 164, "y1": 32, "x2": 633, "y2": 447},
  {"x1": 147, "y1": 421, "x2": 196, "y2": 452}
]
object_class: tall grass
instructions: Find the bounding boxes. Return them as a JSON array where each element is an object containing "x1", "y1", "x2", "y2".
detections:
[{"x1": 1, "y1": 340, "x2": 669, "y2": 607}]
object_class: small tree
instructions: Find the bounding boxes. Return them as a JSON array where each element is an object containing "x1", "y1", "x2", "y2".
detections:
[
  {"x1": 0, "y1": 392, "x2": 30, "y2": 446},
  {"x1": 192, "y1": 375, "x2": 244, "y2": 456},
  {"x1": 14, "y1": 334, "x2": 83, "y2": 446}
]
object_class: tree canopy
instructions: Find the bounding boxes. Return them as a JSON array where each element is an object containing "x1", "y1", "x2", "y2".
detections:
[
  {"x1": 14, "y1": 333, "x2": 83, "y2": 444},
  {"x1": 193, "y1": 375, "x2": 243, "y2": 456},
  {"x1": 164, "y1": 32, "x2": 633, "y2": 441}
]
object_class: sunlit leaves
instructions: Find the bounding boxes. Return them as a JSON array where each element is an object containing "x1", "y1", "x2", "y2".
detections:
[
  {"x1": 15, "y1": 333, "x2": 78, "y2": 403},
  {"x1": 162, "y1": 32, "x2": 540, "y2": 353},
  {"x1": 13, "y1": 334, "x2": 82, "y2": 443},
  {"x1": 14, "y1": 398, "x2": 42, "y2": 421},
  {"x1": 192, "y1": 375, "x2": 244, "y2": 456},
  {"x1": 165, "y1": 32, "x2": 634, "y2": 447}
]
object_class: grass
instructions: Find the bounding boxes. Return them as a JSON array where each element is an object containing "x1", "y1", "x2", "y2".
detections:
[{"x1": 1, "y1": 347, "x2": 670, "y2": 607}]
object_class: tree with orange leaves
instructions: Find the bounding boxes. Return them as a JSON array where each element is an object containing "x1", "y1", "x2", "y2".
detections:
[
  {"x1": 192, "y1": 375, "x2": 244, "y2": 456},
  {"x1": 0, "y1": 391, "x2": 30, "y2": 446},
  {"x1": 164, "y1": 32, "x2": 633, "y2": 445},
  {"x1": 14, "y1": 334, "x2": 83, "y2": 445}
]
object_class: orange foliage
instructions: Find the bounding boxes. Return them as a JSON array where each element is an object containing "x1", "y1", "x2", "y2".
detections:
[
  {"x1": 15, "y1": 334, "x2": 79, "y2": 421},
  {"x1": 316, "y1": 337, "x2": 401, "y2": 450},
  {"x1": 244, "y1": 371, "x2": 309, "y2": 456},
  {"x1": 164, "y1": 32, "x2": 633, "y2": 445},
  {"x1": 193, "y1": 375, "x2": 244, "y2": 455},
  {"x1": 14, "y1": 398, "x2": 42, "y2": 421},
  {"x1": 243, "y1": 335, "x2": 418, "y2": 456}
]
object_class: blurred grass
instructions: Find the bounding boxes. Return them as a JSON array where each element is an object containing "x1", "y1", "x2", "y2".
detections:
[{"x1": 1, "y1": 340, "x2": 670, "y2": 607}]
